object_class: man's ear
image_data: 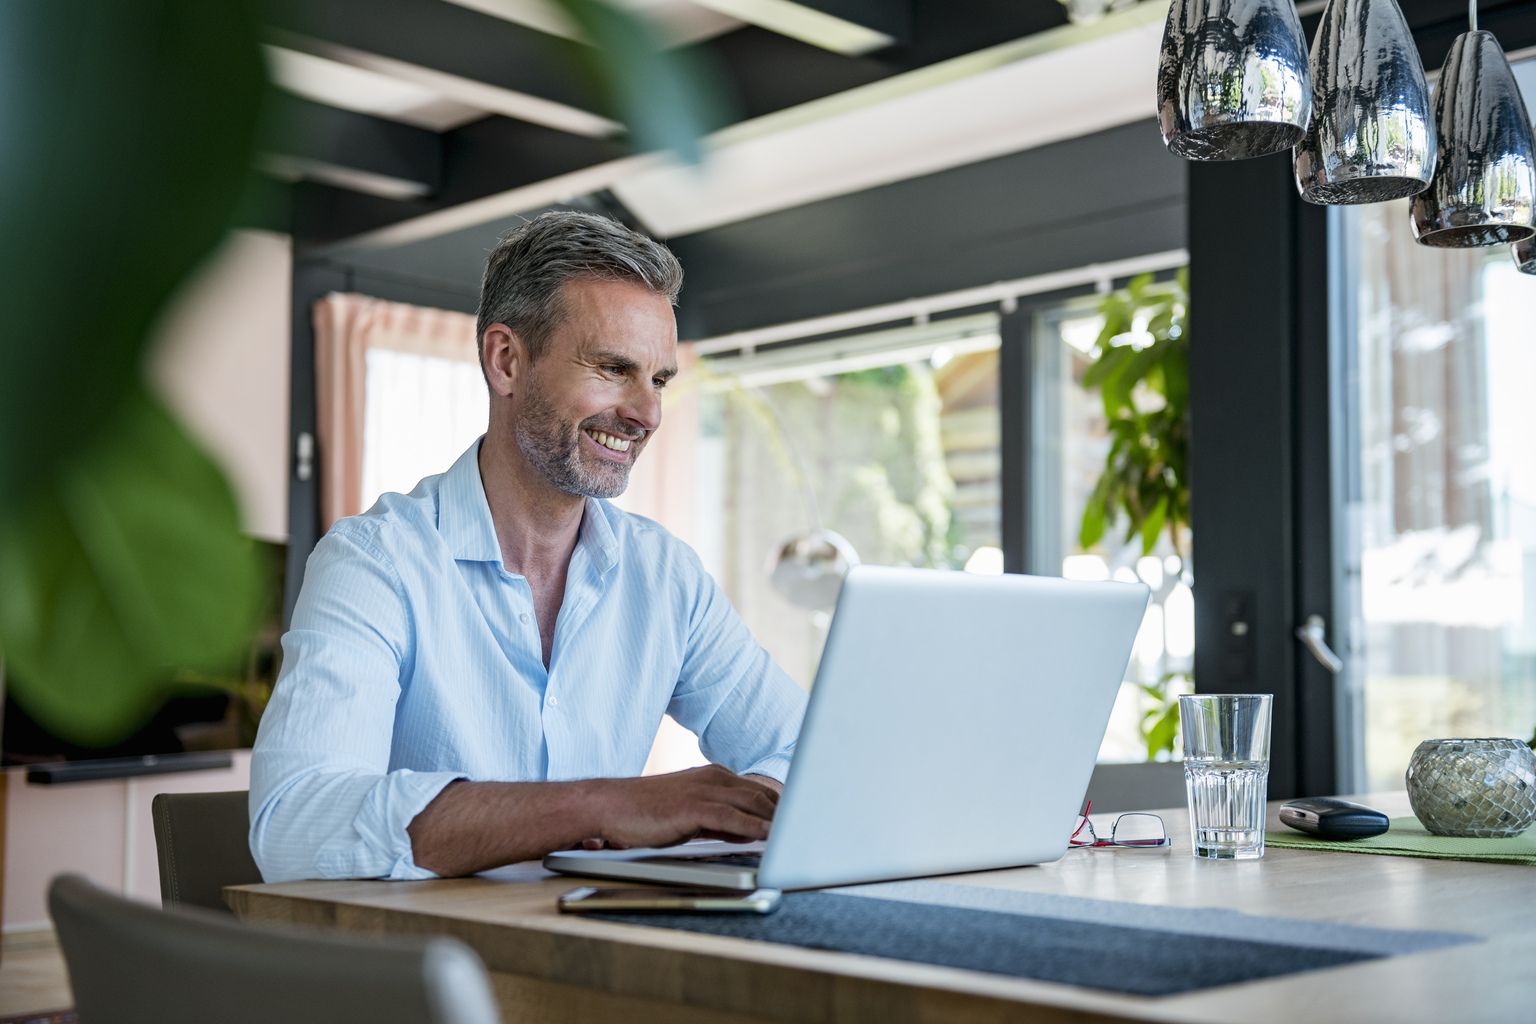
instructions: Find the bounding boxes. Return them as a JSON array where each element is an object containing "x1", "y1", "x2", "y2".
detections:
[{"x1": 481, "y1": 323, "x2": 527, "y2": 398}]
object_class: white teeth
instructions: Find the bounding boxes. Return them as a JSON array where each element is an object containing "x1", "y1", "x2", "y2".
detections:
[{"x1": 587, "y1": 429, "x2": 631, "y2": 452}]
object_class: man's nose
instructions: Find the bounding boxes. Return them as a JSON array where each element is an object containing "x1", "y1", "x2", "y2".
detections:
[{"x1": 618, "y1": 380, "x2": 663, "y2": 433}]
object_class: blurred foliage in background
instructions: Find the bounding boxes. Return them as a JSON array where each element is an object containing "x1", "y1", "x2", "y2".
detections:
[
  {"x1": 1078, "y1": 271, "x2": 1190, "y2": 558},
  {"x1": 1139, "y1": 672, "x2": 1187, "y2": 761},
  {"x1": 0, "y1": 0, "x2": 716, "y2": 746}
]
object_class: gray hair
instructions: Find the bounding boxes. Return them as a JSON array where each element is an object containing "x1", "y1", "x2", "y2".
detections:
[{"x1": 476, "y1": 211, "x2": 683, "y2": 365}]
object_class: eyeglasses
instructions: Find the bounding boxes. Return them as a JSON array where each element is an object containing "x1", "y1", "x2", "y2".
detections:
[{"x1": 1069, "y1": 801, "x2": 1169, "y2": 848}]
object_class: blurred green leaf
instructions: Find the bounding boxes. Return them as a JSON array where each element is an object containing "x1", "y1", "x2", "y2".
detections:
[
  {"x1": 1145, "y1": 704, "x2": 1179, "y2": 760},
  {"x1": 1140, "y1": 494, "x2": 1168, "y2": 554},
  {"x1": 0, "y1": 389, "x2": 265, "y2": 745},
  {"x1": 0, "y1": 0, "x2": 264, "y2": 510},
  {"x1": 555, "y1": 0, "x2": 734, "y2": 162}
]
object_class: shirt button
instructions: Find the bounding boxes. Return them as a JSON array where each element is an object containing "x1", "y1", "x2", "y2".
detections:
[
  {"x1": 547, "y1": 695, "x2": 558, "y2": 708},
  {"x1": 520, "y1": 612, "x2": 530, "y2": 624}
]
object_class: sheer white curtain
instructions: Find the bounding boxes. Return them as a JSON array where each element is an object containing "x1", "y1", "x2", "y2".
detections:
[
  {"x1": 361, "y1": 349, "x2": 487, "y2": 511},
  {"x1": 313, "y1": 293, "x2": 482, "y2": 529}
]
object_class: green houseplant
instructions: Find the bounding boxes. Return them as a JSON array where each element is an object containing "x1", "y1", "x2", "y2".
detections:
[
  {"x1": 1078, "y1": 270, "x2": 1191, "y2": 761},
  {"x1": 1078, "y1": 270, "x2": 1190, "y2": 558}
]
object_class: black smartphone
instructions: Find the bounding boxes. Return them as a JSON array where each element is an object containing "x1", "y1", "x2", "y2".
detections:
[{"x1": 557, "y1": 886, "x2": 781, "y2": 914}]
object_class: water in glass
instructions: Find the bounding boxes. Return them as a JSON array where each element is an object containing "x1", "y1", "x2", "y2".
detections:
[
  {"x1": 1178, "y1": 693, "x2": 1273, "y2": 860},
  {"x1": 1184, "y1": 759, "x2": 1269, "y2": 859}
]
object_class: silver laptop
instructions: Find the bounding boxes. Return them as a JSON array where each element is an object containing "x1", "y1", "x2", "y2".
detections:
[{"x1": 544, "y1": 565, "x2": 1149, "y2": 891}]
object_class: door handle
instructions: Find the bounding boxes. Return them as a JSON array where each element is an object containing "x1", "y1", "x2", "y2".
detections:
[{"x1": 1294, "y1": 614, "x2": 1343, "y2": 673}]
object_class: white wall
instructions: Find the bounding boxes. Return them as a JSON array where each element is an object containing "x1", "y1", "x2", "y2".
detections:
[
  {"x1": 3, "y1": 753, "x2": 253, "y2": 932},
  {"x1": 147, "y1": 230, "x2": 293, "y2": 543}
]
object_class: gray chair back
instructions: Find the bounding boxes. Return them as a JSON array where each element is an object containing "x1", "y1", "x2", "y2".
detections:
[
  {"x1": 49, "y1": 874, "x2": 502, "y2": 1024},
  {"x1": 150, "y1": 790, "x2": 262, "y2": 912},
  {"x1": 1083, "y1": 761, "x2": 1188, "y2": 814}
]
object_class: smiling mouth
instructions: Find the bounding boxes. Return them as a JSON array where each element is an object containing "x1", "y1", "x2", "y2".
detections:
[{"x1": 585, "y1": 428, "x2": 636, "y2": 453}]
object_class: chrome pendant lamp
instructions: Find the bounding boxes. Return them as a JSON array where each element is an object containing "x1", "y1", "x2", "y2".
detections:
[
  {"x1": 1295, "y1": 0, "x2": 1435, "y2": 204},
  {"x1": 1515, "y1": 236, "x2": 1536, "y2": 273},
  {"x1": 1157, "y1": 0, "x2": 1313, "y2": 160},
  {"x1": 1410, "y1": 1, "x2": 1536, "y2": 247}
]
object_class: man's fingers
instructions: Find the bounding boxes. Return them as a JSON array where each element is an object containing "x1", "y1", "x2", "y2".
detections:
[
  {"x1": 713, "y1": 783, "x2": 778, "y2": 820},
  {"x1": 700, "y1": 805, "x2": 772, "y2": 841}
]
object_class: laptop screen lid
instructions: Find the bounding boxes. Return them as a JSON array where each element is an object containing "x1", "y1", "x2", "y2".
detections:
[{"x1": 758, "y1": 565, "x2": 1148, "y2": 891}]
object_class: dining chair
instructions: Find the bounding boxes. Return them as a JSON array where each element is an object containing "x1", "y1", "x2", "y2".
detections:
[
  {"x1": 150, "y1": 790, "x2": 262, "y2": 913},
  {"x1": 49, "y1": 875, "x2": 502, "y2": 1024}
]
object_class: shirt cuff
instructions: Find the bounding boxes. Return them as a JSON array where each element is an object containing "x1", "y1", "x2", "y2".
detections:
[
  {"x1": 740, "y1": 752, "x2": 793, "y2": 785},
  {"x1": 352, "y1": 769, "x2": 466, "y2": 880}
]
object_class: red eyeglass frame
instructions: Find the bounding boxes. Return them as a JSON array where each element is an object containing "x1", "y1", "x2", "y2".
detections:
[{"x1": 1069, "y1": 800, "x2": 1170, "y2": 848}]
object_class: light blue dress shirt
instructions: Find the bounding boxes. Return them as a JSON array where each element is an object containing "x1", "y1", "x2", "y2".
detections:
[{"x1": 249, "y1": 439, "x2": 807, "y2": 882}]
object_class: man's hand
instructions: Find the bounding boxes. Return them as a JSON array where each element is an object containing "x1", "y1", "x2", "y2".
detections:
[
  {"x1": 586, "y1": 764, "x2": 778, "y2": 849},
  {"x1": 407, "y1": 765, "x2": 782, "y2": 877}
]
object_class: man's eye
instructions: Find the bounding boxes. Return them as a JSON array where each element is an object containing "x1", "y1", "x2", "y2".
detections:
[{"x1": 654, "y1": 377, "x2": 670, "y2": 389}]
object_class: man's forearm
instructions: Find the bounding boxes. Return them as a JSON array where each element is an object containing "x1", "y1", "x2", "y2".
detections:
[
  {"x1": 406, "y1": 779, "x2": 607, "y2": 877},
  {"x1": 407, "y1": 765, "x2": 780, "y2": 877}
]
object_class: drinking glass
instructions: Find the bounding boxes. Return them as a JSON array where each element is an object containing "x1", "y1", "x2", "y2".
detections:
[{"x1": 1179, "y1": 694, "x2": 1272, "y2": 860}]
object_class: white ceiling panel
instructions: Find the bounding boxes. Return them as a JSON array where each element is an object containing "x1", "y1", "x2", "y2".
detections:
[
  {"x1": 611, "y1": 3, "x2": 1168, "y2": 236},
  {"x1": 686, "y1": 0, "x2": 892, "y2": 54},
  {"x1": 266, "y1": 31, "x2": 624, "y2": 137},
  {"x1": 443, "y1": 0, "x2": 743, "y2": 46},
  {"x1": 263, "y1": 45, "x2": 488, "y2": 131}
]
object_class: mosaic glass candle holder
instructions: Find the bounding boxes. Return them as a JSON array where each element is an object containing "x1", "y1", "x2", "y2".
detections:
[{"x1": 1405, "y1": 738, "x2": 1536, "y2": 838}]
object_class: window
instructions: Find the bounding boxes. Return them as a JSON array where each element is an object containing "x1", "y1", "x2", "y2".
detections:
[
  {"x1": 1339, "y1": 198, "x2": 1536, "y2": 790},
  {"x1": 1033, "y1": 296, "x2": 1193, "y2": 762},
  {"x1": 361, "y1": 348, "x2": 487, "y2": 510},
  {"x1": 694, "y1": 316, "x2": 1001, "y2": 688}
]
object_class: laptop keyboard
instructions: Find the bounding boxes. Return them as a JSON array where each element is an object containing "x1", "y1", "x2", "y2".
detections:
[{"x1": 642, "y1": 851, "x2": 762, "y2": 868}]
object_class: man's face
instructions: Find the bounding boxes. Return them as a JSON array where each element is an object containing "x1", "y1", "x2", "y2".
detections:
[{"x1": 512, "y1": 278, "x2": 678, "y2": 499}]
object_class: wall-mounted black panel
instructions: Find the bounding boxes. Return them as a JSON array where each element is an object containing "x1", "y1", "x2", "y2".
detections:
[
  {"x1": 1187, "y1": 151, "x2": 1333, "y2": 799},
  {"x1": 670, "y1": 119, "x2": 1187, "y2": 337},
  {"x1": 283, "y1": 262, "x2": 348, "y2": 627}
]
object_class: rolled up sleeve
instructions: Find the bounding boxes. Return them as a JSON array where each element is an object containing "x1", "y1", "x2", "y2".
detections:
[
  {"x1": 248, "y1": 529, "x2": 462, "y2": 882},
  {"x1": 666, "y1": 554, "x2": 807, "y2": 784}
]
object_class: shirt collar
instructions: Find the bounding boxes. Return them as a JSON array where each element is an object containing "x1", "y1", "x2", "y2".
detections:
[
  {"x1": 438, "y1": 438, "x2": 501, "y2": 563},
  {"x1": 438, "y1": 436, "x2": 621, "y2": 577},
  {"x1": 578, "y1": 498, "x2": 620, "y2": 576}
]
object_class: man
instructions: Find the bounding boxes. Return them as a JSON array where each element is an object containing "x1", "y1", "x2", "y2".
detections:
[{"x1": 250, "y1": 212, "x2": 807, "y2": 881}]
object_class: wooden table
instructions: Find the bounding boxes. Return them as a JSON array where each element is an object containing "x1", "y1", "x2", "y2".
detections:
[{"x1": 227, "y1": 793, "x2": 1536, "y2": 1024}]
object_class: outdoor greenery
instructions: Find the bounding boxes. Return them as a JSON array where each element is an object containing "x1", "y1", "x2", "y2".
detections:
[
  {"x1": 1139, "y1": 672, "x2": 1187, "y2": 761},
  {"x1": 1076, "y1": 271, "x2": 1191, "y2": 762},
  {"x1": 0, "y1": 0, "x2": 718, "y2": 746},
  {"x1": 1078, "y1": 271, "x2": 1190, "y2": 557}
]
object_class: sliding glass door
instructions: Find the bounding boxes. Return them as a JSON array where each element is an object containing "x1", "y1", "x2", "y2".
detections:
[{"x1": 1336, "y1": 194, "x2": 1536, "y2": 791}]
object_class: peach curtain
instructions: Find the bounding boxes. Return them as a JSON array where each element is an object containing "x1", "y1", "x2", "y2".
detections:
[{"x1": 312, "y1": 293, "x2": 478, "y2": 530}]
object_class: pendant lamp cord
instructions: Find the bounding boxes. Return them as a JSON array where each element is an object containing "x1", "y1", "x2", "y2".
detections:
[{"x1": 1469, "y1": 0, "x2": 1478, "y2": 32}]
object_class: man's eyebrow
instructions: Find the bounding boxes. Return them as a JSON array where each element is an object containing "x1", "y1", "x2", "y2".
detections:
[
  {"x1": 590, "y1": 350, "x2": 642, "y2": 371},
  {"x1": 591, "y1": 350, "x2": 677, "y2": 379}
]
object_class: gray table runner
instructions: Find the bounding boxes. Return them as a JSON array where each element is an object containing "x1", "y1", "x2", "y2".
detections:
[{"x1": 592, "y1": 879, "x2": 1476, "y2": 996}]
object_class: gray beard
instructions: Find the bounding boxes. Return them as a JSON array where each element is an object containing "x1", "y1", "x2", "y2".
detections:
[{"x1": 514, "y1": 381, "x2": 639, "y2": 500}]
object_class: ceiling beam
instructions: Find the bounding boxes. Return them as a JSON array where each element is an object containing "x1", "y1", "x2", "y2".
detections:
[
  {"x1": 290, "y1": 114, "x2": 628, "y2": 247},
  {"x1": 687, "y1": 0, "x2": 910, "y2": 54},
  {"x1": 258, "y1": 0, "x2": 621, "y2": 135},
  {"x1": 258, "y1": 91, "x2": 442, "y2": 200}
]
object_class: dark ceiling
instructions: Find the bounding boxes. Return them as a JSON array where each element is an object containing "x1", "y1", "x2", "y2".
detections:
[
  {"x1": 256, "y1": 0, "x2": 1079, "y2": 249},
  {"x1": 255, "y1": 0, "x2": 1536, "y2": 338}
]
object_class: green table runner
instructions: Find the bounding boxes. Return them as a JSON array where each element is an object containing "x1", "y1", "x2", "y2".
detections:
[{"x1": 1266, "y1": 817, "x2": 1536, "y2": 865}]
